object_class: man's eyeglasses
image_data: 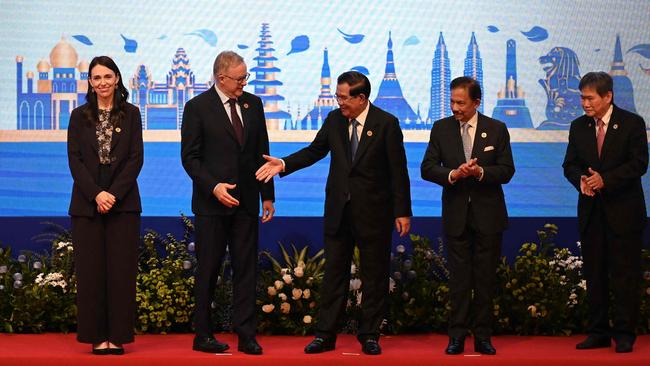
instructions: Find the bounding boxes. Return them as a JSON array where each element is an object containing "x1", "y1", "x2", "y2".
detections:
[
  {"x1": 222, "y1": 73, "x2": 250, "y2": 83},
  {"x1": 335, "y1": 94, "x2": 358, "y2": 103}
]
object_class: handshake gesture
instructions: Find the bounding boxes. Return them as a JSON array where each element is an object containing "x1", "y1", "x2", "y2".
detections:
[{"x1": 255, "y1": 155, "x2": 284, "y2": 183}]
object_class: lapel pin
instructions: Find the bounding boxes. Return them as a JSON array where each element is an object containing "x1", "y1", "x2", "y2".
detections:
[
  {"x1": 481, "y1": 132, "x2": 487, "y2": 138},
  {"x1": 243, "y1": 103, "x2": 249, "y2": 109},
  {"x1": 366, "y1": 130, "x2": 373, "y2": 137},
  {"x1": 115, "y1": 127, "x2": 121, "y2": 133},
  {"x1": 613, "y1": 124, "x2": 618, "y2": 130}
]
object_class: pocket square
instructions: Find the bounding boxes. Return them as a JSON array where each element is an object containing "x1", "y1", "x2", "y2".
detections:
[{"x1": 483, "y1": 146, "x2": 494, "y2": 152}]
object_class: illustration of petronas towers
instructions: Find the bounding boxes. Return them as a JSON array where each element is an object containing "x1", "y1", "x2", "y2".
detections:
[
  {"x1": 463, "y1": 32, "x2": 484, "y2": 113},
  {"x1": 429, "y1": 32, "x2": 451, "y2": 122}
]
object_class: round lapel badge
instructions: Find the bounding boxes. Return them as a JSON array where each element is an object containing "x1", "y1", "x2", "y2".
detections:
[
  {"x1": 613, "y1": 124, "x2": 618, "y2": 130},
  {"x1": 367, "y1": 130, "x2": 373, "y2": 137},
  {"x1": 481, "y1": 132, "x2": 487, "y2": 138},
  {"x1": 243, "y1": 103, "x2": 249, "y2": 109},
  {"x1": 115, "y1": 127, "x2": 121, "y2": 133}
]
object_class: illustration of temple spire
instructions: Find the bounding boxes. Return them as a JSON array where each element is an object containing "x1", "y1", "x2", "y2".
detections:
[
  {"x1": 300, "y1": 47, "x2": 336, "y2": 130},
  {"x1": 248, "y1": 23, "x2": 292, "y2": 130},
  {"x1": 609, "y1": 34, "x2": 637, "y2": 113},
  {"x1": 463, "y1": 32, "x2": 484, "y2": 113},
  {"x1": 373, "y1": 31, "x2": 421, "y2": 129},
  {"x1": 129, "y1": 47, "x2": 209, "y2": 129},
  {"x1": 492, "y1": 39, "x2": 533, "y2": 128},
  {"x1": 429, "y1": 32, "x2": 452, "y2": 122}
]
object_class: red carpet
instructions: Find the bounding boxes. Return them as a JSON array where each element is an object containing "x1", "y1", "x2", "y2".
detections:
[{"x1": 0, "y1": 333, "x2": 648, "y2": 365}]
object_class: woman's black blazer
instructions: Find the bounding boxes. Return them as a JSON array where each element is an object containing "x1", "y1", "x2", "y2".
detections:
[{"x1": 67, "y1": 103, "x2": 143, "y2": 217}]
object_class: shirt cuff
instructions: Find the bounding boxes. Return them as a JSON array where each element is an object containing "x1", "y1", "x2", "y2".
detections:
[
  {"x1": 448, "y1": 170, "x2": 456, "y2": 184},
  {"x1": 477, "y1": 167, "x2": 484, "y2": 181},
  {"x1": 279, "y1": 159, "x2": 286, "y2": 172}
]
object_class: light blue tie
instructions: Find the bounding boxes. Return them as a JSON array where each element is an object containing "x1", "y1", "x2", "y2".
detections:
[
  {"x1": 461, "y1": 122, "x2": 472, "y2": 162},
  {"x1": 350, "y1": 119, "x2": 359, "y2": 160}
]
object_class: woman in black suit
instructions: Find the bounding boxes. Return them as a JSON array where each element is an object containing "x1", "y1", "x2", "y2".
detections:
[{"x1": 67, "y1": 56, "x2": 143, "y2": 355}]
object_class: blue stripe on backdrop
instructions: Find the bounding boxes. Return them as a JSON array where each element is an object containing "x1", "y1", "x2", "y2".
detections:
[{"x1": 2, "y1": 142, "x2": 648, "y2": 217}]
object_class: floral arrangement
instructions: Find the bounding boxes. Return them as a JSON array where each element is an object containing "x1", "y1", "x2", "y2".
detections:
[
  {"x1": 257, "y1": 243, "x2": 324, "y2": 335},
  {"x1": 1, "y1": 221, "x2": 649, "y2": 337}
]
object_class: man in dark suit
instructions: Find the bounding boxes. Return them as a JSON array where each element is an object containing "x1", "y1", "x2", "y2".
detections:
[
  {"x1": 563, "y1": 71, "x2": 648, "y2": 353},
  {"x1": 255, "y1": 71, "x2": 412, "y2": 355},
  {"x1": 421, "y1": 76, "x2": 514, "y2": 355},
  {"x1": 181, "y1": 51, "x2": 275, "y2": 355}
]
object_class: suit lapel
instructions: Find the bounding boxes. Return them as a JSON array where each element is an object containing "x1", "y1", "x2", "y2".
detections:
[
  {"x1": 581, "y1": 116, "x2": 600, "y2": 167},
  {"x1": 449, "y1": 118, "x2": 466, "y2": 166},
  {"x1": 110, "y1": 118, "x2": 122, "y2": 151},
  {"x1": 87, "y1": 120, "x2": 99, "y2": 156},
  {"x1": 335, "y1": 112, "x2": 352, "y2": 166},
  {"x1": 208, "y1": 88, "x2": 239, "y2": 145},
  {"x1": 351, "y1": 105, "x2": 376, "y2": 166},
  {"x1": 599, "y1": 106, "x2": 621, "y2": 163},
  {"x1": 239, "y1": 95, "x2": 252, "y2": 149},
  {"x1": 472, "y1": 114, "x2": 488, "y2": 162}
]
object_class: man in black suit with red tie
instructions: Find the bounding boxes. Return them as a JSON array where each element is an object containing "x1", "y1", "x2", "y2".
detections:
[
  {"x1": 421, "y1": 77, "x2": 515, "y2": 355},
  {"x1": 181, "y1": 51, "x2": 275, "y2": 355},
  {"x1": 563, "y1": 72, "x2": 648, "y2": 353},
  {"x1": 255, "y1": 71, "x2": 412, "y2": 355}
]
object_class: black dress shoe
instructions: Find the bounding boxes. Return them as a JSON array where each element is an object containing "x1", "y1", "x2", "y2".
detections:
[
  {"x1": 192, "y1": 335, "x2": 230, "y2": 353},
  {"x1": 615, "y1": 340, "x2": 633, "y2": 353},
  {"x1": 238, "y1": 338, "x2": 263, "y2": 355},
  {"x1": 361, "y1": 339, "x2": 382, "y2": 355},
  {"x1": 108, "y1": 347, "x2": 124, "y2": 355},
  {"x1": 445, "y1": 336, "x2": 465, "y2": 355},
  {"x1": 576, "y1": 335, "x2": 611, "y2": 350},
  {"x1": 304, "y1": 337, "x2": 335, "y2": 354},
  {"x1": 474, "y1": 338, "x2": 496, "y2": 355},
  {"x1": 92, "y1": 348, "x2": 110, "y2": 355}
]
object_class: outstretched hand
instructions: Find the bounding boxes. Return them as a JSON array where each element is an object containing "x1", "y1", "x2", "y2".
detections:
[{"x1": 255, "y1": 155, "x2": 284, "y2": 183}]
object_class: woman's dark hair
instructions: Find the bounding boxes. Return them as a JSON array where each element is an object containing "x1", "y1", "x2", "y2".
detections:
[{"x1": 84, "y1": 56, "x2": 129, "y2": 127}]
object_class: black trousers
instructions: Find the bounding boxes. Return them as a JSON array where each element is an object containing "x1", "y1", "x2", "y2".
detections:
[
  {"x1": 581, "y1": 200, "x2": 643, "y2": 343},
  {"x1": 193, "y1": 211, "x2": 259, "y2": 340},
  {"x1": 315, "y1": 203, "x2": 392, "y2": 342},
  {"x1": 71, "y1": 212, "x2": 140, "y2": 344},
  {"x1": 446, "y1": 206, "x2": 502, "y2": 339}
]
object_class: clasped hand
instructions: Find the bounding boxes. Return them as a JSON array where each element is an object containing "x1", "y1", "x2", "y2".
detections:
[
  {"x1": 580, "y1": 167, "x2": 604, "y2": 196},
  {"x1": 95, "y1": 191, "x2": 116, "y2": 214},
  {"x1": 451, "y1": 158, "x2": 481, "y2": 180}
]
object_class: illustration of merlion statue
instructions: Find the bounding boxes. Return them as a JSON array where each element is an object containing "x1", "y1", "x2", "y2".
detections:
[{"x1": 537, "y1": 47, "x2": 582, "y2": 129}]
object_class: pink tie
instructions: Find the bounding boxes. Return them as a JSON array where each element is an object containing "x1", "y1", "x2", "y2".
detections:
[{"x1": 596, "y1": 118, "x2": 605, "y2": 158}]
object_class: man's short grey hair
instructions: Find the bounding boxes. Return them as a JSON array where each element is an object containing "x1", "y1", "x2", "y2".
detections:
[{"x1": 213, "y1": 51, "x2": 244, "y2": 76}]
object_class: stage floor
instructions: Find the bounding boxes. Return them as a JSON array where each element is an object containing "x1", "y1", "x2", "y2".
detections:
[{"x1": 0, "y1": 333, "x2": 648, "y2": 365}]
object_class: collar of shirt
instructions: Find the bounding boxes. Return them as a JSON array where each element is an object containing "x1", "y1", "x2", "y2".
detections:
[
  {"x1": 215, "y1": 84, "x2": 243, "y2": 125},
  {"x1": 594, "y1": 104, "x2": 613, "y2": 129},
  {"x1": 457, "y1": 111, "x2": 479, "y2": 143},
  {"x1": 348, "y1": 101, "x2": 370, "y2": 138}
]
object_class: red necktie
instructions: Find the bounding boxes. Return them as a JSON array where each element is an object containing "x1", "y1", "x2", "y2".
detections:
[
  {"x1": 596, "y1": 118, "x2": 605, "y2": 158},
  {"x1": 228, "y1": 98, "x2": 244, "y2": 146}
]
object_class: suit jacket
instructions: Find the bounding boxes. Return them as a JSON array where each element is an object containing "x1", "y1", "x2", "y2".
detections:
[
  {"x1": 67, "y1": 103, "x2": 143, "y2": 217},
  {"x1": 281, "y1": 103, "x2": 412, "y2": 236},
  {"x1": 181, "y1": 87, "x2": 274, "y2": 216},
  {"x1": 563, "y1": 104, "x2": 648, "y2": 235},
  {"x1": 421, "y1": 113, "x2": 515, "y2": 237}
]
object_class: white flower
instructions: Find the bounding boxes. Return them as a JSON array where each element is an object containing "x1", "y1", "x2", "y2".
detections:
[
  {"x1": 294, "y1": 266, "x2": 304, "y2": 278},
  {"x1": 267, "y1": 286, "x2": 277, "y2": 296},
  {"x1": 527, "y1": 305, "x2": 537, "y2": 317},
  {"x1": 280, "y1": 302, "x2": 291, "y2": 314},
  {"x1": 292, "y1": 288, "x2": 303, "y2": 300},
  {"x1": 281, "y1": 268, "x2": 290, "y2": 275},
  {"x1": 350, "y1": 264, "x2": 357, "y2": 274},
  {"x1": 303, "y1": 315, "x2": 312, "y2": 324},
  {"x1": 274, "y1": 280, "x2": 284, "y2": 290},
  {"x1": 396, "y1": 245, "x2": 406, "y2": 254},
  {"x1": 389, "y1": 277, "x2": 395, "y2": 293},
  {"x1": 262, "y1": 304, "x2": 275, "y2": 313},
  {"x1": 278, "y1": 293, "x2": 287, "y2": 301},
  {"x1": 578, "y1": 280, "x2": 587, "y2": 290},
  {"x1": 302, "y1": 289, "x2": 311, "y2": 299},
  {"x1": 349, "y1": 278, "x2": 362, "y2": 291},
  {"x1": 282, "y1": 274, "x2": 293, "y2": 285}
]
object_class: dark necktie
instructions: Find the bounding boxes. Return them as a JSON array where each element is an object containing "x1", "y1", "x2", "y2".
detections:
[
  {"x1": 350, "y1": 119, "x2": 359, "y2": 160},
  {"x1": 596, "y1": 118, "x2": 605, "y2": 158},
  {"x1": 227, "y1": 98, "x2": 244, "y2": 146}
]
